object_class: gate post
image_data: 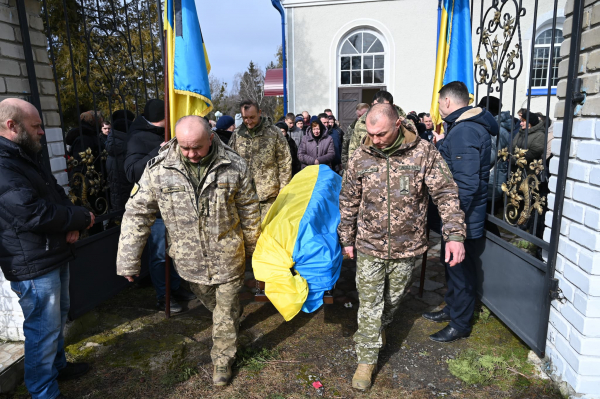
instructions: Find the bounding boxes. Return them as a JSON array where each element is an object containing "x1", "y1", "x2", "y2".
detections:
[{"x1": 544, "y1": 0, "x2": 600, "y2": 396}]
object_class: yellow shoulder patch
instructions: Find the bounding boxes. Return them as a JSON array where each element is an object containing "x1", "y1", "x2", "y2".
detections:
[{"x1": 130, "y1": 183, "x2": 140, "y2": 198}]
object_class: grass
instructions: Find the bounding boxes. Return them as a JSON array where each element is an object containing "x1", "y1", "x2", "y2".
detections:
[
  {"x1": 235, "y1": 347, "x2": 281, "y2": 372},
  {"x1": 447, "y1": 305, "x2": 560, "y2": 395},
  {"x1": 160, "y1": 364, "x2": 198, "y2": 387}
]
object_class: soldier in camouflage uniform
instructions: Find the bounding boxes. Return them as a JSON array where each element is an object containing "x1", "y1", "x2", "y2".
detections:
[
  {"x1": 339, "y1": 104, "x2": 467, "y2": 390},
  {"x1": 117, "y1": 116, "x2": 260, "y2": 386},
  {"x1": 345, "y1": 91, "x2": 420, "y2": 170},
  {"x1": 341, "y1": 103, "x2": 370, "y2": 170},
  {"x1": 229, "y1": 100, "x2": 292, "y2": 221}
]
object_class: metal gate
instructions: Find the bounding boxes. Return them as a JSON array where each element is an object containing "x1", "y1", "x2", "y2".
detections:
[
  {"x1": 470, "y1": 0, "x2": 585, "y2": 356},
  {"x1": 21, "y1": 0, "x2": 165, "y2": 318}
]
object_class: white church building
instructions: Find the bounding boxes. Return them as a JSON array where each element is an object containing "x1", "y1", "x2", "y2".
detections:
[{"x1": 281, "y1": 0, "x2": 565, "y2": 129}]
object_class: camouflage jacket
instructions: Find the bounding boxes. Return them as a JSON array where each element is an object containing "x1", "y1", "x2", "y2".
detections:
[
  {"x1": 347, "y1": 105, "x2": 412, "y2": 163},
  {"x1": 229, "y1": 117, "x2": 292, "y2": 202},
  {"x1": 341, "y1": 119, "x2": 357, "y2": 168},
  {"x1": 116, "y1": 137, "x2": 261, "y2": 285},
  {"x1": 339, "y1": 127, "x2": 466, "y2": 260}
]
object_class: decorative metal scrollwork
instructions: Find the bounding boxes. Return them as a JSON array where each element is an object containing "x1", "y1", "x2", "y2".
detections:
[
  {"x1": 67, "y1": 148, "x2": 109, "y2": 215},
  {"x1": 499, "y1": 147, "x2": 546, "y2": 226},
  {"x1": 474, "y1": 0, "x2": 526, "y2": 91}
]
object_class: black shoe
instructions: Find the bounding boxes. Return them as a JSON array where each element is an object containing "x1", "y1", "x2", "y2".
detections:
[
  {"x1": 422, "y1": 310, "x2": 452, "y2": 323},
  {"x1": 57, "y1": 362, "x2": 90, "y2": 381},
  {"x1": 171, "y1": 286, "x2": 196, "y2": 301},
  {"x1": 157, "y1": 296, "x2": 183, "y2": 313},
  {"x1": 429, "y1": 325, "x2": 470, "y2": 343}
]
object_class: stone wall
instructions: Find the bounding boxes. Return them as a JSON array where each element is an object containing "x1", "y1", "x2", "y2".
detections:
[
  {"x1": 0, "y1": 0, "x2": 67, "y2": 341},
  {"x1": 544, "y1": 0, "x2": 600, "y2": 396}
]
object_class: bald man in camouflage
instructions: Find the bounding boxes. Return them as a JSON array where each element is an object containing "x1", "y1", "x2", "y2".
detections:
[
  {"x1": 117, "y1": 116, "x2": 260, "y2": 386},
  {"x1": 339, "y1": 103, "x2": 466, "y2": 390}
]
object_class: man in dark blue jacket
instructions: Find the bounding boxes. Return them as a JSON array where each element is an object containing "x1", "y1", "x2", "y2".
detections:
[
  {"x1": 0, "y1": 98, "x2": 95, "y2": 399},
  {"x1": 423, "y1": 82, "x2": 498, "y2": 343}
]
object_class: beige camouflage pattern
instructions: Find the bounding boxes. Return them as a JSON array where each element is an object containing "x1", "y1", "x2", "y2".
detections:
[
  {"x1": 229, "y1": 117, "x2": 292, "y2": 202},
  {"x1": 341, "y1": 119, "x2": 356, "y2": 169},
  {"x1": 354, "y1": 252, "x2": 415, "y2": 364},
  {"x1": 190, "y1": 277, "x2": 243, "y2": 366},
  {"x1": 258, "y1": 197, "x2": 276, "y2": 222},
  {"x1": 347, "y1": 105, "x2": 413, "y2": 164},
  {"x1": 117, "y1": 137, "x2": 261, "y2": 285},
  {"x1": 339, "y1": 126, "x2": 466, "y2": 260}
]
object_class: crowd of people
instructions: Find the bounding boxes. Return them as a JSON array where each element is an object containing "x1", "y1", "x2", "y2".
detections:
[{"x1": 0, "y1": 80, "x2": 555, "y2": 397}]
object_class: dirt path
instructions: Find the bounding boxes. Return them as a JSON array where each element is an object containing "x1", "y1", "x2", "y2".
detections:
[{"x1": 4, "y1": 235, "x2": 562, "y2": 399}]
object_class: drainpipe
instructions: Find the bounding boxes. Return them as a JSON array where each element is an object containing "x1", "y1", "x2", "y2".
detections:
[{"x1": 271, "y1": 0, "x2": 288, "y2": 115}]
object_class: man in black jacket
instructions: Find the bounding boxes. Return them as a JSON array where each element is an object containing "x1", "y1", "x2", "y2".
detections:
[
  {"x1": 105, "y1": 110, "x2": 135, "y2": 211},
  {"x1": 0, "y1": 98, "x2": 95, "y2": 399},
  {"x1": 423, "y1": 82, "x2": 498, "y2": 343},
  {"x1": 124, "y1": 99, "x2": 195, "y2": 312}
]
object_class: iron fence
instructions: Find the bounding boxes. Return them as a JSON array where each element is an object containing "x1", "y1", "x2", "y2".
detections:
[
  {"x1": 41, "y1": 0, "x2": 164, "y2": 225},
  {"x1": 469, "y1": 0, "x2": 583, "y2": 356}
]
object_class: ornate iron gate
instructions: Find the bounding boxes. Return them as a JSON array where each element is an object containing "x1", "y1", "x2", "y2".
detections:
[
  {"x1": 471, "y1": 0, "x2": 585, "y2": 356},
  {"x1": 29, "y1": 0, "x2": 165, "y2": 318}
]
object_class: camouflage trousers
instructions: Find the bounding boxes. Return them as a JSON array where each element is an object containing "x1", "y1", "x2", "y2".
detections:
[
  {"x1": 190, "y1": 276, "x2": 243, "y2": 366},
  {"x1": 354, "y1": 252, "x2": 415, "y2": 364},
  {"x1": 259, "y1": 197, "x2": 276, "y2": 222}
]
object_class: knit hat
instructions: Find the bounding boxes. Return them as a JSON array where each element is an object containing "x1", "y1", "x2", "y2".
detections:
[
  {"x1": 275, "y1": 121, "x2": 288, "y2": 131},
  {"x1": 143, "y1": 99, "x2": 165, "y2": 123},
  {"x1": 235, "y1": 113, "x2": 243, "y2": 128},
  {"x1": 216, "y1": 115, "x2": 235, "y2": 131},
  {"x1": 112, "y1": 109, "x2": 135, "y2": 122},
  {"x1": 477, "y1": 96, "x2": 502, "y2": 116},
  {"x1": 521, "y1": 111, "x2": 540, "y2": 127},
  {"x1": 295, "y1": 116, "x2": 303, "y2": 122}
]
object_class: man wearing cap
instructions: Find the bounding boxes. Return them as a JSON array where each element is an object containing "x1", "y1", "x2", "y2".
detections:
[
  {"x1": 214, "y1": 115, "x2": 235, "y2": 145},
  {"x1": 124, "y1": 99, "x2": 196, "y2": 312},
  {"x1": 229, "y1": 99, "x2": 292, "y2": 221}
]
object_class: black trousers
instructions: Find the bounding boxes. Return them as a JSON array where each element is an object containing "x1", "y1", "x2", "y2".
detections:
[{"x1": 440, "y1": 237, "x2": 485, "y2": 333}]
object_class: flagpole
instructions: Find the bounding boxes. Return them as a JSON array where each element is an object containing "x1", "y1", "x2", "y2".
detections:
[{"x1": 163, "y1": 29, "x2": 172, "y2": 319}]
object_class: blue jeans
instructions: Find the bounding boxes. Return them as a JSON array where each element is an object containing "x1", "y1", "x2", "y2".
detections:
[
  {"x1": 11, "y1": 264, "x2": 69, "y2": 399},
  {"x1": 148, "y1": 218, "x2": 180, "y2": 299}
]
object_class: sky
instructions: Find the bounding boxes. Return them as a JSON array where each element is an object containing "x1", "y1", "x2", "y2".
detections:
[{"x1": 195, "y1": 0, "x2": 282, "y2": 92}]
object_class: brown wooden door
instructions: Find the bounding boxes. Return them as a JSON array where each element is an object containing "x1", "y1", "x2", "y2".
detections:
[{"x1": 337, "y1": 87, "x2": 362, "y2": 131}]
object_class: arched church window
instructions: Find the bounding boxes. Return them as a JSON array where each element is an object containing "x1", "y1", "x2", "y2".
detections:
[
  {"x1": 531, "y1": 28, "x2": 563, "y2": 88},
  {"x1": 339, "y1": 30, "x2": 385, "y2": 86}
]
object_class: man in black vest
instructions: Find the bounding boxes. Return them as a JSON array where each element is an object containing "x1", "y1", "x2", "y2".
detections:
[{"x1": 0, "y1": 98, "x2": 95, "y2": 398}]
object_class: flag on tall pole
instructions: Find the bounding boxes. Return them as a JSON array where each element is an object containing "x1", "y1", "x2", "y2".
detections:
[
  {"x1": 430, "y1": 0, "x2": 474, "y2": 128},
  {"x1": 164, "y1": 0, "x2": 213, "y2": 136}
]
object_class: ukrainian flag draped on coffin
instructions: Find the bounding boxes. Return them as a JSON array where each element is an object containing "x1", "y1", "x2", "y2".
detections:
[
  {"x1": 164, "y1": 0, "x2": 213, "y2": 136},
  {"x1": 252, "y1": 166, "x2": 343, "y2": 321},
  {"x1": 430, "y1": 0, "x2": 474, "y2": 127}
]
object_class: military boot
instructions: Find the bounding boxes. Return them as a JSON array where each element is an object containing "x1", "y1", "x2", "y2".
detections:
[
  {"x1": 352, "y1": 364, "x2": 376, "y2": 390},
  {"x1": 213, "y1": 364, "x2": 232, "y2": 386}
]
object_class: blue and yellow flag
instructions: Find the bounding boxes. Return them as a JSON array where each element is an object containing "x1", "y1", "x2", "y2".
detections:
[
  {"x1": 164, "y1": 0, "x2": 213, "y2": 136},
  {"x1": 430, "y1": 0, "x2": 474, "y2": 127},
  {"x1": 252, "y1": 166, "x2": 343, "y2": 321}
]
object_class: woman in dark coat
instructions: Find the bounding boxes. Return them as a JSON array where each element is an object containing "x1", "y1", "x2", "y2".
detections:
[{"x1": 297, "y1": 119, "x2": 335, "y2": 170}]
